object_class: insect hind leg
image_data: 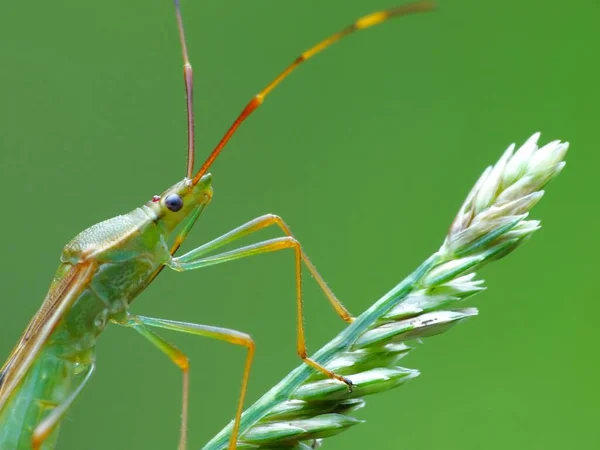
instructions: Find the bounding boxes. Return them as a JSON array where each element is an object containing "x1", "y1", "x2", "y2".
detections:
[{"x1": 32, "y1": 364, "x2": 95, "y2": 450}]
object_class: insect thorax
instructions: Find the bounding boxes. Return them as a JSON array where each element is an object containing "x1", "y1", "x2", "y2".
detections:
[{"x1": 56, "y1": 208, "x2": 170, "y2": 340}]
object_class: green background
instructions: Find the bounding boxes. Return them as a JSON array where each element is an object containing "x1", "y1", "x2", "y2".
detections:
[{"x1": 0, "y1": 0, "x2": 597, "y2": 448}]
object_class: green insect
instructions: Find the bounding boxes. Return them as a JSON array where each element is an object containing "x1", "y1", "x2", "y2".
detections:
[{"x1": 0, "y1": 1, "x2": 434, "y2": 449}]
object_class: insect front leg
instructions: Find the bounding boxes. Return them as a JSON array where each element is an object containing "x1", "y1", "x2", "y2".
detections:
[
  {"x1": 116, "y1": 315, "x2": 255, "y2": 450},
  {"x1": 32, "y1": 363, "x2": 95, "y2": 450},
  {"x1": 167, "y1": 218, "x2": 355, "y2": 391},
  {"x1": 175, "y1": 214, "x2": 354, "y2": 322}
]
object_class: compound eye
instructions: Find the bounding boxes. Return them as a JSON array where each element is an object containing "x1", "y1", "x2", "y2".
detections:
[{"x1": 165, "y1": 194, "x2": 184, "y2": 212}]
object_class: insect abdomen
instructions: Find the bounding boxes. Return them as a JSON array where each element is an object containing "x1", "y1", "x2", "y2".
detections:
[{"x1": 0, "y1": 345, "x2": 94, "y2": 450}]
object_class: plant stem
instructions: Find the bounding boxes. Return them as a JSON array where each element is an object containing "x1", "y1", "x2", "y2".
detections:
[{"x1": 204, "y1": 253, "x2": 439, "y2": 450}]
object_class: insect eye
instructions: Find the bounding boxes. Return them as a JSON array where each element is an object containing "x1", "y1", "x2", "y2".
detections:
[{"x1": 165, "y1": 194, "x2": 184, "y2": 212}]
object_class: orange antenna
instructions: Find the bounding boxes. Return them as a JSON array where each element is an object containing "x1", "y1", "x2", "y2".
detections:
[
  {"x1": 174, "y1": 0, "x2": 195, "y2": 179},
  {"x1": 192, "y1": 1, "x2": 436, "y2": 184}
]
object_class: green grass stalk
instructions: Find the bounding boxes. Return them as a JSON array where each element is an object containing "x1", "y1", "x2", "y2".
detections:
[{"x1": 204, "y1": 133, "x2": 568, "y2": 450}]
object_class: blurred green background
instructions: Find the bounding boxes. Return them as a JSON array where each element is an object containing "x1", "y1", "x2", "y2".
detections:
[{"x1": 0, "y1": 0, "x2": 598, "y2": 449}]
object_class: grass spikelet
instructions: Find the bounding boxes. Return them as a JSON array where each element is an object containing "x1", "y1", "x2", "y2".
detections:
[{"x1": 204, "y1": 133, "x2": 568, "y2": 450}]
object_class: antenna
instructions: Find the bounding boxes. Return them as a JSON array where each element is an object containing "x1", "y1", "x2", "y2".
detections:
[
  {"x1": 173, "y1": 0, "x2": 195, "y2": 179},
  {"x1": 192, "y1": 1, "x2": 436, "y2": 184}
]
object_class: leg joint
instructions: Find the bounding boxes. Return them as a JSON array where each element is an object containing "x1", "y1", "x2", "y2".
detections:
[
  {"x1": 284, "y1": 236, "x2": 301, "y2": 249},
  {"x1": 267, "y1": 213, "x2": 293, "y2": 234},
  {"x1": 176, "y1": 354, "x2": 190, "y2": 371},
  {"x1": 168, "y1": 258, "x2": 185, "y2": 272},
  {"x1": 265, "y1": 213, "x2": 280, "y2": 221}
]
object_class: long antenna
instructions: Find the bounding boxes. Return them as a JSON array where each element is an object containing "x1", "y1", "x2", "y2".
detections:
[
  {"x1": 174, "y1": 0, "x2": 195, "y2": 179},
  {"x1": 192, "y1": 1, "x2": 436, "y2": 185}
]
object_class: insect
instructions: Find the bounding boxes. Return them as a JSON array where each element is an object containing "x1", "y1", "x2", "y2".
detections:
[{"x1": 0, "y1": 1, "x2": 434, "y2": 449}]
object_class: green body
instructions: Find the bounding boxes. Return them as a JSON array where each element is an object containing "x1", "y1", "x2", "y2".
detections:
[
  {"x1": 0, "y1": 177, "x2": 213, "y2": 449},
  {"x1": 0, "y1": 322, "x2": 93, "y2": 449}
]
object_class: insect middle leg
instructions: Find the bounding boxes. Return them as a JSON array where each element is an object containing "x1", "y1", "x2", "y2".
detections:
[
  {"x1": 168, "y1": 215, "x2": 354, "y2": 388},
  {"x1": 117, "y1": 315, "x2": 254, "y2": 450}
]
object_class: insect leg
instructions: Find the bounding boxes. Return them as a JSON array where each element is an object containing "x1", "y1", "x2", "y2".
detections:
[
  {"x1": 31, "y1": 363, "x2": 95, "y2": 450},
  {"x1": 176, "y1": 214, "x2": 353, "y2": 322},
  {"x1": 169, "y1": 236, "x2": 355, "y2": 389},
  {"x1": 118, "y1": 315, "x2": 254, "y2": 450},
  {"x1": 119, "y1": 319, "x2": 190, "y2": 450}
]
